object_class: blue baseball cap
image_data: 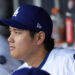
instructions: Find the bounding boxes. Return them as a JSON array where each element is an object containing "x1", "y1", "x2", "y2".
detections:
[
  {"x1": 0, "y1": 5, "x2": 53, "y2": 36},
  {"x1": 12, "y1": 68, "x2": 50, "y2": 75}
]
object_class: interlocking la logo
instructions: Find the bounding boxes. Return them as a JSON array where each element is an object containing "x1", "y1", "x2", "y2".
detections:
[{"x1": 13, "y1": 7, "x2": 20, "y2": 16}]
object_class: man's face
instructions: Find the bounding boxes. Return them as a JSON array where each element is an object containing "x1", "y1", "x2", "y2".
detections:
[{"x1": 8, "y1": 27, "x2": 37, "y2": 60}]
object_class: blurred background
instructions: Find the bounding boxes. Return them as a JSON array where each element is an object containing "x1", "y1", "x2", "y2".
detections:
[{"x1": 0, "y1": 0, "x2": 75, "y2": 74}]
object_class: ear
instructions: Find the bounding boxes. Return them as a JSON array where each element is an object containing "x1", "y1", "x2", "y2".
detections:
[{"x1": 35, "y1": 31, "x2": 45, "y2": 45}]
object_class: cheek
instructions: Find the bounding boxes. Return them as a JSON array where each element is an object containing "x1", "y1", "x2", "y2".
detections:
[
  {"x1": 13, "y1": 36, "x2": 34, "y2": 59},
  {"x1": 16, "y1": 37, "x2": 32, "y2": 50}
]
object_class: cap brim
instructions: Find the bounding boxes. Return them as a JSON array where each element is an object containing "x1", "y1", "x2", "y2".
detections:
[{"x1": 0, "y1": 19, "x2": 30, "y2": 30}]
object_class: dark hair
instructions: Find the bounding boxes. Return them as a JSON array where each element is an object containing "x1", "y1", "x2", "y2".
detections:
[{"x1": 29, "y1": 30, "x2": 54, "y2": 52}]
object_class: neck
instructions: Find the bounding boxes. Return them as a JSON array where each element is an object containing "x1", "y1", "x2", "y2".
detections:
[{"x1": 25, "y1": 46, "x2": 48, "y2": 68}]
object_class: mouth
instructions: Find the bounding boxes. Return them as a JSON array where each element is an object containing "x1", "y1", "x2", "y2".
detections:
[{"x1": 10, "y1": 46, "x2": 15, "y2": 51}]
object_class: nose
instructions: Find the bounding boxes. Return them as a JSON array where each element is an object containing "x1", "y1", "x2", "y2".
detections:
[{"x1": 8, "y1": 34, "x2": 14, "y2": 43}]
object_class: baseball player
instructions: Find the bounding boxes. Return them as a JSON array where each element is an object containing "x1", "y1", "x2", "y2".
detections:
[{"x1": 0, "y1": 5, "x2": 75, "y2": 75}]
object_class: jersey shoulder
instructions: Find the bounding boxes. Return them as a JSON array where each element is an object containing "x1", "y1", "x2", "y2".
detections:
[{"x1": 51, "y1": 48, "x2": 75, "y2": 60}]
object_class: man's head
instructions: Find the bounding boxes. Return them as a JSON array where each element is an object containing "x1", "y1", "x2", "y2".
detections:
[{"x1": 0, "y1": 5, "x2": 54, "y2": 61}]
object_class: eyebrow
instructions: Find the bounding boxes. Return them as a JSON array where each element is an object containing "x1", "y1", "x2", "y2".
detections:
[{"x1": 9, "y1": 27, "x2": 22, "y2": 31}]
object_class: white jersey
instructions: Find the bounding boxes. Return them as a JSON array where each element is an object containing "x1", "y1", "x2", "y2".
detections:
[{"x1": 18, "y1": 48, "x2": 75, "y2": 75}]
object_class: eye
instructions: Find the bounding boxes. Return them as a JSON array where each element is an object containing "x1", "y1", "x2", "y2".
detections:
[
  {"x1": 14, "y1": 31, "x2": 21, "y2": 34},
  {"x1": 9, "y1": 31, "x2": 11, "y2": 34}
]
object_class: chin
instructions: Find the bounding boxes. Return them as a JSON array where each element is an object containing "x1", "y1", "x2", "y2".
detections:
[
  {"x1": 11, "y1": 54, "x2": 23, "y2": 61},
  {"x1": 10, "y1": 52, "x2": 18, "y2": 59}
]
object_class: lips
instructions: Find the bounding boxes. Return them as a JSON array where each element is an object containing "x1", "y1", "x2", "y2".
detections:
[{"x1": 10, "y1": 46, "x2": 15, "y2": 51}]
